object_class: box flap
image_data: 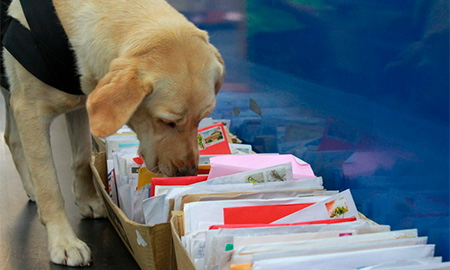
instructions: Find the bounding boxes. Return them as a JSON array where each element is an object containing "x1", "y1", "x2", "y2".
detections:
[
  {"x1": 171, "y1": 211, "x2": 196, "y2": 270},
  {"x1": 91, "y1": 152, "x2": 176, "y2": 270}
]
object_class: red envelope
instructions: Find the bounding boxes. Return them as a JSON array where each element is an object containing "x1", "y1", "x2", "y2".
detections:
[
  {"x1": 198, "y1": 123, "x2": 231, "y2": 155},
  {"x1": 209, "y1": 217, "x2": 358, "y2": 230},
  {"x1": 223, "y1": 203, "x2": 315, "y2": 224},
  {"x1": 150, "y1": 176, "x2": 208, "y2": 197}
]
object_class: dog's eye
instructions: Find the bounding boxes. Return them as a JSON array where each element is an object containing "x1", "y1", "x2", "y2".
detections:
[{"x1": 159, "y1": 118, "x2": 177, "y2": 128}]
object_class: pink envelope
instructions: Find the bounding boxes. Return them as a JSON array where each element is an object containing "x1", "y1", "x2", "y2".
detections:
[{"x1": 207, "y1": 154, "x2": 316, "y2": 180}]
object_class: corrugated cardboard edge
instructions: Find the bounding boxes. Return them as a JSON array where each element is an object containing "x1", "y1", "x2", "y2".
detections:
[
  {"x1": 170, "y1": 211, "x2": 197, "y2": 270},
  {"x1": 91, "y1": 152, "x2": 177, "y2": 270}
]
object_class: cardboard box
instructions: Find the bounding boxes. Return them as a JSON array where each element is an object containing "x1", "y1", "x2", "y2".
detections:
[
  {"x1": 90, "y1": 152, "x2": 176, "y2": 270},
  {"x1": 171, "y1": 211, "x2": 197, "y2": 270}
]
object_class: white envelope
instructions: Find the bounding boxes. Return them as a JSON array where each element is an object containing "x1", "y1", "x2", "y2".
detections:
[
  {"x1": 112, "y1": 147, "x2": 140, "y2": 187},
  {"x1": 117, "y1": 184, "x2": 133, "y2": 220},
  {"x1": 164, "y1": 179, "x2": 324, "y2": 224},
  {"x1": 184, "y1": 196, "x2": 331, "y2": 233},
  {"x1": 271, "y1": 189, "x2": 359, "y2": 224},
  {"x1": 105, "y1": 134, "x2": 139, "y2": 159},
  {"x1": 234, "y1": 229, "x2": 418, "y2": 256},
  {"x1": 231, "y1": 237, "x2": 429, "y2": 267},
  {"x1": 198, "y1": 190, "x2": 337, "y2": 203},
  {"x1": 203, "y1": 219, "x2": 390, "y2": 270},
  {"x1": 357, "y1": 257, "x2": 445, "y2": 269},
  {"x1": 142, "y1": 194, "x2": 166, "y2": 225},
  {"x1": 251, "y1": 244, "x2": 435, "y2": 270},
  {"x1": 229, "y1": 143, "x2": 252, "y2": 155},
  {"x1": 233, "y1": 230, "x2": 358, "y2": 251},
  {"x1": 198, "y1": 162, "x2": 294, "y2": 185},
  {"x1": 131, "y1": 188, "x2": 150, "y2": 224},
  {"x1": 174, "y1": 177, "x2": 323, "y2": 210}
]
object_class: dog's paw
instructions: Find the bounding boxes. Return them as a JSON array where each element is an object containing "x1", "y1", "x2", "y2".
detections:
[
  {"x1": 49, "y1": 238, "x2": 92, "y2": 267},
  {"x1": 76, "y1": 196, "x2": 107, "y2": 219}
]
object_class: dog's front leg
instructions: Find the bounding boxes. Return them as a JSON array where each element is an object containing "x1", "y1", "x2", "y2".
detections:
[
  {"x1": 65, "y1": 106, "x2": 106, "y2": 218},
  {"x1": 12, "y1": 98, "x2": 92, "y2": 267},
  {"x1": 1, "y1": 87, "x2": 35, "y2": 201}
]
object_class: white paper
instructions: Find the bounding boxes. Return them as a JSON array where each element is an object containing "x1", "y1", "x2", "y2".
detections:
[
  {"x1": 105, "y1": 131, "x2": 139, "y2": 160},
  {"x1": 198, "y1": 190, "x2": 338, "y2": 202},
  {"x1": 131, "y1": 188, "x2": 150, "y2": 224},
  {"x1": 184, "y1": 196, "x2": 331, "y2": 233},
  {"x1": 231, "y1": 237, "x2": 429, "y2": 267},
  {"x1": 117, "y1": 184, "x2": 133, "y2": 220},
  {"x1": 142, "y1": 194, "x2": 166, "y2": 225},
  {"x1": 173, "y1": 177, "x2": 323, "y2": 211},
  {"x1": 203, "y1": 220, "x2": 390, "y2": 269},
  {"x1": 166, "y1": 178, "x2": 324, "y2": 222},
  {"x1": 229, "y1": 143, "x2": 252, "y2": 155},
  {"x1": 233, "y1": 230, "x2": 358, "y2": 251},
  {"x1": 252, "y1": 244, "x2": 435, "y2": 270},
  {"x1": 154, "y1": 185, "x2": 182, "y2": 196},
  {"x1": 234, "y1": 229, "x2": 418, "y2": 255},
  {"x1": 357, "y1": 257, "x2": 445, "y2": 269}
]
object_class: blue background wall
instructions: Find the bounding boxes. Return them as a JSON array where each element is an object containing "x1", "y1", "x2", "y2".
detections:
[{"x1": 171, "y1": 0, "x2": 449, "y2": 260}]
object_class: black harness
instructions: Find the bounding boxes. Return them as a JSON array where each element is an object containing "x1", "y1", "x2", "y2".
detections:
[{"x1": 1, "y1": 0, "x2": 83, "y2": 95}]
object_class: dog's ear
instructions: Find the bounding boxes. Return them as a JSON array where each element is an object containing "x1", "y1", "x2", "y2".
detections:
[
  {"x1": 214, "y1": 50, "x2": 225, "y2": 95},
  {"x1": 87, "y1": 57, "x2": 153, "y2": 137}
]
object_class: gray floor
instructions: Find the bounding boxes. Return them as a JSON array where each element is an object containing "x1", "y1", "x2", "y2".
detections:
[{"x1": 0, "y1": 93, "x2": 140, "y2": 270}]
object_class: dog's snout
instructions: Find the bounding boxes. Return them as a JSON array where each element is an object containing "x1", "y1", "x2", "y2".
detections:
[{"x1": 174, "y1": 165, "x2": 198, "y2": 176}]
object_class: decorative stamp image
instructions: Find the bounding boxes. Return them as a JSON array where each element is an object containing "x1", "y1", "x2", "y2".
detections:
[
  {"x1": 198, "y1": 126, "x2": 225, "y2": 150},
  {"x1": 266, "y1": 168, "x2": 287, "y2": 182},
  {"x1": 325, "y1": 197, "x2": 349, "y2": 218},
  {"x1": 246, "y1": 172, "x2": 265, "y2": 183}
]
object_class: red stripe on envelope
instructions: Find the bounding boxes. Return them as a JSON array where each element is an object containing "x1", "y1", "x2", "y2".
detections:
[
  {"x1": 209, "y1": 217, "x2": 358, "y2": 230},
  {"x1": 223, "y1": 203, "x2": 315, "y2": 224},
  {"x1": 150, "y1": 176, "x2": 208, "y2": 197}
]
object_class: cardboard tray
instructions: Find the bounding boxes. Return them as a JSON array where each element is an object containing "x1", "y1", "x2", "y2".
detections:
[
  {"x1": 171, "y1": 211, "x2": 197, "y2": 270},
  {"x1": 90, "y1": 152, "x2": 176, "y2": 270}
]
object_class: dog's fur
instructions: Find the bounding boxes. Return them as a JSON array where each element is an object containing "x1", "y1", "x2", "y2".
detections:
[{"x1": 2, "y1": 0, "x2": 224, "y2": 266}]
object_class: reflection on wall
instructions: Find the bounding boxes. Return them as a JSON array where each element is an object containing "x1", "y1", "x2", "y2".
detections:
[
  {"x1": 170, "y1": 0, "x2": 450, "y2": 261},
  {"x1": 246, "y1": 0, "x2": 449, "y2": 125}
]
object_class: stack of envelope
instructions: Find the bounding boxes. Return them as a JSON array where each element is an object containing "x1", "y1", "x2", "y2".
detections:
[
  {"x1": 167, "y1": 158, "x2": 448, "y2": 269},
  {"x1": 103, "y1": 122, "x2": 449, "y2": 270}
]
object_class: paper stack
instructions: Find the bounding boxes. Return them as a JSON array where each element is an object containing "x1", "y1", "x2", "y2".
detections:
[
  {"x1": 168, "y1": 154, "x2": 448, "y2": 269},
  {"x1": 102, "y1": 120, "x2": 449, "y2": 270}
]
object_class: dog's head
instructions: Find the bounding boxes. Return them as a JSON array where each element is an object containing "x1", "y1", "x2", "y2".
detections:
[{"x1": 86, "y1": 28, "x2": 224, "y2": 176}]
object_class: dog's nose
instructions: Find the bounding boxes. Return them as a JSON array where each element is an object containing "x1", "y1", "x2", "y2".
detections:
[{"x1": 174, "y1": 165, "x2": 198, "y2": 176}]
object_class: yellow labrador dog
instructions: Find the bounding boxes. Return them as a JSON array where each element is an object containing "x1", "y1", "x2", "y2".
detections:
[{"x1": 2, "y1": 0, "x2": 224, "y2": 266}]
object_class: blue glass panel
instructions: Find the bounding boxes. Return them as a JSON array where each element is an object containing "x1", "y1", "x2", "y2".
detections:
[{"x1": 171, "y1": 0, "x2": 449, "y2": 261}]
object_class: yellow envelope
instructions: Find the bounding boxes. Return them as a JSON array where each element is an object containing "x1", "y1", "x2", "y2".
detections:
[
  {"x1": 136, "y1": 167, "x2": 163, "y2": 190},
  {"x1": 230, "y1": 263, "x2": 252, "y2": 270}
]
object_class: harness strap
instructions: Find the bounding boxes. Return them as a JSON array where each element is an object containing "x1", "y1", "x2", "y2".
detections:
[{"x1": 2, "y1": 0, "x2": 83, "y2": 95}]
